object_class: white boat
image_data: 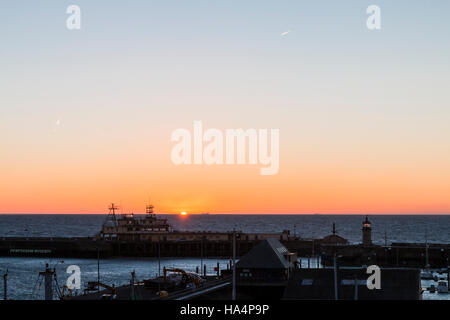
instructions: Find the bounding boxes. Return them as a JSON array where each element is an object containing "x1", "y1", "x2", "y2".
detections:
[{"x1": 437, "y1": 281, "x2": 449, "y2": 293}]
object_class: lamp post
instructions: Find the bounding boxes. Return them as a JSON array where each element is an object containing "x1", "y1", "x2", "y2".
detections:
[
  {"x1": 3, "y1": 270, "x2": 7, "y2": 300},
  {"x1": 444, "y1": 251, "x2": 449, "y2": 285},
  {"x1": 158, "y1": 239, "x2": 161, "y2": 277},
  {"x1": 333, "y1": 254, "x2": 340, "y2": 300},
  {"x1": 200, "y1": 236, "x2": 204, "y2": 277},
  {"x1": 97, "y1": 247, "x2": 100, "y2": 291},
  {"x1": 232, "y1": 230, "x2": 236, "y2": 300}
]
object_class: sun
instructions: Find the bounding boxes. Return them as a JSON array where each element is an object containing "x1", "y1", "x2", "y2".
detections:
[{"x1": 180, "y1": 211, "x2": 187, "y2": 216}]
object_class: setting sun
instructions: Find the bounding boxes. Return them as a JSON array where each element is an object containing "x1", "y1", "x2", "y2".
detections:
[{"x1": 180, "y1": 211, "x2": 187, "y2": 216}]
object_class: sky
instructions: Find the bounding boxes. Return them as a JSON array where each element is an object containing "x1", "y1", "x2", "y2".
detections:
[{"x1": 1, "y1": 1, "x2": 449, "y2": 214}]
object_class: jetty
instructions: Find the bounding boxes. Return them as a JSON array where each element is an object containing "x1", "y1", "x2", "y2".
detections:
[
  {"x1": 66, "y1": 238, "x2": 423, "y2": 300},
  {"x1": 1, "y1": 209, "x2": 449, "y2": 269}
]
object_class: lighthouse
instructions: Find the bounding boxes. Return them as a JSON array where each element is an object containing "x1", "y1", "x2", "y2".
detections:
[{"x1": 362, "y1": 216, "x2": 372, "y2": 246}]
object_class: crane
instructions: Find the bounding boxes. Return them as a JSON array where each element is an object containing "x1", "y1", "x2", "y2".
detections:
[
  {"x1": 163, "y1": 267, "x2": 203, "y2": 286},
  {"x1": 86, "y1": 281, "x2": 117, "y2": 300}
]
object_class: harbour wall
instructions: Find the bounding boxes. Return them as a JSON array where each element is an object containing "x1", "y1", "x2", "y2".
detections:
[
  {"x1": 1, "y1": 237, "x2": 450, "y2": 268},
  {"x1": 320, "y1": 243, "x2": 450, "y2": 268}
]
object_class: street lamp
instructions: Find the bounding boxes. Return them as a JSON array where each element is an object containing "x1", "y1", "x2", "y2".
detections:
[{"x1": 232, "y1": 230, "x2": 236, "y2": 300}]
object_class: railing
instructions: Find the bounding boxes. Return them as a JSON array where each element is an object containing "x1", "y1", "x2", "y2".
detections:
[{"x1": 167, "y1": 277, "x2": 232, "y2": 300}]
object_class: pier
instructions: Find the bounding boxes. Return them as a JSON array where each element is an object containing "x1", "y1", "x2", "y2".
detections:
[
  {"x1": 1, "y1": 216, "x2": 449, "y2": 272},
  {"x1": 1, "y1": 237, "x2": 450, "y2": 268}
]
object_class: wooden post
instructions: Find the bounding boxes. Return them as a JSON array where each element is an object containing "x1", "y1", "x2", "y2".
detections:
[{"x1": 3, "y1": 271, "x2": 7, "y2": 300}]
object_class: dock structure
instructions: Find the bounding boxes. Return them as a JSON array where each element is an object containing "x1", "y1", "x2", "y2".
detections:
[
  {"x1": 319, "y1": 217, "x2": 450, "y2": 268},
  {"x1": 0, "y1": 237, "x2": 113, "y2": 259},
  {"x1": 1, "y1": 237, "x2": 450, "y2": 268},
  {"x1": 69, "y1": 276, "x2": 232, "y2": 300},
  {"x1": 284, "y1": 267, "x2": 421, "y2": 300},
  {"x1": 234, "y1": 238, "x2": 296, "y2": 299},
  {"x1": 233, "y1": 238, "x2": 422, "y2": 300},
  {"x1": 1, "y1": 214, "x2": 449, "y2": 269},
  {"x1": 66, "y1": 237, "x2": 424, "y2": 300},
  {"x1": 0, "y1": 236, "x2": 290, "y2": 259}
]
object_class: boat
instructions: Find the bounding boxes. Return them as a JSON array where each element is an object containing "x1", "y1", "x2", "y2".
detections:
[
  {"x1": 421, "y1": 238, "x2": 434, "y2": 280},
  {"x1": 421, "y1": 269, "x2": 434, "y2": 280},
  {"x1": 439, "y1": 268, "x2": 448, "y2": 274},
  {"x1": 437, "y1": 280, "x2": 449, "y2": 293},
  {"x1": 97, "y1": 203, "x2": 290, "y2": 242}
]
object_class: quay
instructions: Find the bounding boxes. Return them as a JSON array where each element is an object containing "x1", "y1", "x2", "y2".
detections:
[
  {"x1": 0, "y1": 235, "x2": 315, "y2": 259},
  {"x1": 1, "y1": 216, "x2": 450, "y2": 269},
  {"x1": 67, "y1": 238, "x2": 423, "y2": 300},
  {"x1": 69, "y1": 276, "x2": 232, "y2": 301},
  {"x1": 1, "y1": 209, "x2": 449, "y2": 269}
]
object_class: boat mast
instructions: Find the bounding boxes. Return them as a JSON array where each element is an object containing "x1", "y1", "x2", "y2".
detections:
[{"x1": 102, "y1": 203, "x2": 119, "y2": 229}]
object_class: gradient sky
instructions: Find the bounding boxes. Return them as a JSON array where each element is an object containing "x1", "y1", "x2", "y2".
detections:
[{"x1": 1, "y1": 1, "x2": 449, "y2": 214}]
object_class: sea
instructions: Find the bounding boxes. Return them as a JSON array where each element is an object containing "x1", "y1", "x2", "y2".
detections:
[{"x1": 0, "y1": 214, "x2": 449, "y2": 300}]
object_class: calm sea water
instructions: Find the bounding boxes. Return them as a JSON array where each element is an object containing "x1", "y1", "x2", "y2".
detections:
[{"x1": 0, "y1": 214, "x2": 449, "y2": 300}]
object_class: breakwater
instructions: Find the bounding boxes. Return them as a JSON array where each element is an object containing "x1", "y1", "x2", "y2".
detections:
[
  {"x1": 1, "y1": 237, "x2": 450, "y2": 268},
  {"x1": 0, "y1": 237, "x2": 280, "y2": 258},
  {"x1": 320, "y1": 243, "x2": 450, "y2": 268}
]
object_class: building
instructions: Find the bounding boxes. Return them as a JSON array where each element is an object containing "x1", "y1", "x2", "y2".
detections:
[
  {"x1": 283, "y1": 267, "x2": 421, "y2": 300},
  {"x1": 320, "y1": 223, "x2": 349, "y2": 246},
  {"x1": 235, "y1": 238, "x2": 296, "y2": 299}
]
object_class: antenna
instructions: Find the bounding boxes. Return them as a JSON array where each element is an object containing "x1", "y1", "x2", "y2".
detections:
[
  {"x1": 146, "y1": 203, "x2": 154, "y2": 216},
  {"x1": 102, "y1": 203, "x2": 119, "y2": 229}
]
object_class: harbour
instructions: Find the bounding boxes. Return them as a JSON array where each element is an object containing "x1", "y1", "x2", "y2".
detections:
[
  {"x1": 0, "y1": 208, "x2": 449, "y2": 300},
  {"x1": 1, "y1": 207, "x2": 450, "y2": 269}
]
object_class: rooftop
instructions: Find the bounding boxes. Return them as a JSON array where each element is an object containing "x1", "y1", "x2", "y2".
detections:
[{"x1": 236, "y1": 238, "x2": 291, "y2": 269}]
